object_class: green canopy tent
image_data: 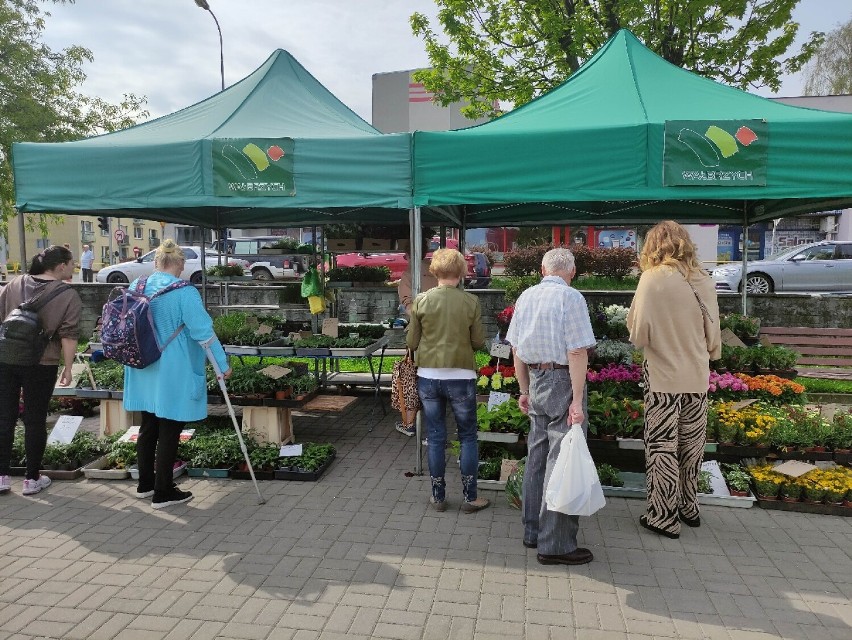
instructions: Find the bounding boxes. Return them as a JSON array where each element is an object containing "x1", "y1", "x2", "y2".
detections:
[
  {"x1": 12, "y1": 49, "x2": 436, "y2": 227},
  {"x1": 412, "y1": 30, "x2": 852, "y2": 227}
]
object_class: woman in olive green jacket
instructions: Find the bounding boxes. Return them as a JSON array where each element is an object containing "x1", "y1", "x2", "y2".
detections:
[{"x1": 407, "y1": 249, "x2": 489, "y2": 513}]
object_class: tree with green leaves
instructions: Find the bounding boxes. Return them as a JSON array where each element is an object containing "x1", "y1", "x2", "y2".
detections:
[
  {"x1": 803, "y1": 17, "x2": 852, "y2": 95},
  {"x1": 411, "y1": 0, "x2": 824, "y2": 119},
  {"x1": 0, "y1": 0, "x2": 148, "y2": 239}
]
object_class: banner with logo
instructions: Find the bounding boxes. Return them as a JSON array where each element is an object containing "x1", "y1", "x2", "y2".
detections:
[
  {"x1": 663, "y1": 120, "x2": 767, "y2": 186},
  {"x1": 212, "y1": 138, "x2": 295, "y2": 196}
]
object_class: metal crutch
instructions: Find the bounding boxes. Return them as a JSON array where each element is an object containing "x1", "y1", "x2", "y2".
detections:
[{"x1": 200, "y1": 338, "x2": 266, "y2": 505}]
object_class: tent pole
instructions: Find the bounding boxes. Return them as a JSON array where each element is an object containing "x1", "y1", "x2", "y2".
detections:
[
  {"x1": 201, "y1": 226, "x2": 208, "y2": 308},
  {"x1": 16, "y1": 211, "x2": 27, "y2": 274},
  {"x1": 741, "y1": 203, "x2": 748, "y2": 315},
  {"x1": 410, "y1": 207, "x2": 423, "y2": 475}
]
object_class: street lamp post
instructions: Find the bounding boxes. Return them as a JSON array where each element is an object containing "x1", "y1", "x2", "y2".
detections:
[{"x1": 194, "y1": 0, "x2": 224, "y2": 91}]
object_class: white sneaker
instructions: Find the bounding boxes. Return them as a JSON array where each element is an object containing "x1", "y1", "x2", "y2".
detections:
[
  {"x1": 22, "y1": 475, "x2": 52, "y2": 496},
  {"x1": 0, "y1": 475, "x2": 10, "y2": 494}
]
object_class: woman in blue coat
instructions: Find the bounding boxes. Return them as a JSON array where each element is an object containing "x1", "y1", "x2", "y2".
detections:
[{"x1": 123, "y1": 240, "x2": 230, "y2": 508}]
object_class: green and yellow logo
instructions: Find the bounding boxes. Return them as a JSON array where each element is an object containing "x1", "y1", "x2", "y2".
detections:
[{"x1": 663, "y1": 120, "x2": 767, "y2": 187}]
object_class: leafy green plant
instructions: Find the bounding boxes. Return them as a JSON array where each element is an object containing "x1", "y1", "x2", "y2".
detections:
[
  {"x1": 344, "y1": 324, "x2": 388, "y2": 339},
  {"x1": 294, "y1": 335, "x2": 335, "y2": 348},
  {"x1": 279, "y1": 442, "x2": 335, "y2": 472},
  {"x1": 265, "y1": 237, "x2": 299, "y2": 250},
  {"x1": 765, "y1": 345, "x2": 799, "y2": 370},
  {"x1": 225, "y1": 365, "x2": 277, "y2": 395},
  {"x1": 596, "y1": 463, "x2": 624, "y2": 487},
  {"x1": 478, "y1": 457, "x2": 502, "y2": 481},
  {"x1": 290, "y1": 374, "x2": 319, "y2": 396},
  {"x1": 104, "y1": 440, "x2": 137, "y2": 470},
  {"x1": 247, "y1": 442, "x2": 281, "y2": 470},
  {"x1": 183, "y1": 432, "x2": 245, "y2": 469},
  {"x1": 213, "y1": 312, "x2": 249, "y2": 343},
  {"x1": 326, "y1": 265, "x2": 390, "y2": 283},
  {"x1": 331, "y1": 336, "x2": 374, "y2": 348},
  {"x1": 720, "y1": 314, "x2": 760, "y2": 339},
  {"x1": 829, "y1": 411, "x2": 852, "y2": 450},
  {"x1": 721, "y1": 464, "x2": 751, "y2": 492},
  {"x1": 206, "y1": 264, "x2": 246, "y2": 277},
  {"x1": 697, "y1": 470, "x2": 713, "y2": 494},
  {"x1": 476, "y1": 398, "x2": 530, "y2": 434},
  {"x1": 89, "y1": 360, "x2": 125, "y2": 390}
]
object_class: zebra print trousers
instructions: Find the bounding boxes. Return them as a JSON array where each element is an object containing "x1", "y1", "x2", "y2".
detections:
[{"x1": 643, "y1": 369, "x2": 708, "y2": 536}]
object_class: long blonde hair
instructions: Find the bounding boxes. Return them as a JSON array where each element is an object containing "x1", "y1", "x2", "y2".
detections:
[
  {"x1": 154, "y1": 239, "x2": 186, "y2": 271},
  {"x1": 639, "y1": 221, "x2": 705, "y2": 275}
]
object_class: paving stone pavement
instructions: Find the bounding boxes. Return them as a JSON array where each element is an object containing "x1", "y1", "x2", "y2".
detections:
[{"x1": 1, "y1": 396, "x2": 850, "y2": 640}]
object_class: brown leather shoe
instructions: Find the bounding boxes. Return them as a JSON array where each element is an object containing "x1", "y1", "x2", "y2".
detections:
[
  {"x1": 537, "y1": 548, "x2": 594, "y2": 565},
  {"x1": 461, "y1": 497, "x2": 490, "y2": 513}
]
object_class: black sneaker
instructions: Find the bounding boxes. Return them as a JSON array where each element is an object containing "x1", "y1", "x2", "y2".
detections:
[
  {"x1": 151, "y1": 486, "x2": 193, "y2": 509},
  {"x1": 136, "y1": 487, "x2": 155, "y2": 499}
]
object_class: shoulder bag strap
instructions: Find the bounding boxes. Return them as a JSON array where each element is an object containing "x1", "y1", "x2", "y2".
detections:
[
  {"x1": 23, "y1": 281, "x2": 72, "y2": 312},
  {"x1": 684, "y1": 275, "x2": 713, "y2": 324},
  {"x1": 148, "y1": 279, "x2": 190, "y2": 350}
]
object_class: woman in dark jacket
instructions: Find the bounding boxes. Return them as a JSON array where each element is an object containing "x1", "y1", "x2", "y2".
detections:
[{"x1": 0, "y1": 246, "x2": 82, "y2": 496}]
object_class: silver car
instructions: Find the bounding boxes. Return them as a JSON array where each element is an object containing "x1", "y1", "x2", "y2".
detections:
[{"x1": 712, "y1": 241, "x2": 852, "y2": 294}]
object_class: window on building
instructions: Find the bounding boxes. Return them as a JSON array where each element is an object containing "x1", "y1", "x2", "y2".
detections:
[
  {"x1": 100, "y1": 247, "x2": 110, "y2": 263},
  {"x1": 134, "y1": 226, "x2": 143, "y2": 239},
  {"x1": 149, "y1": 229, "x2": 158, "y2": 239},
  {"x1": 36, "y1": 238, "x2": 51, "y2": 249},
  {"x1": 81, "y1": 220, "x2": 92, "y2": 233}
]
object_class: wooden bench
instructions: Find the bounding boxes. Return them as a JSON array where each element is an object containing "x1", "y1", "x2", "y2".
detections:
[{"x1": 760, "y1": 326, "x2": 852, "y2": 380}]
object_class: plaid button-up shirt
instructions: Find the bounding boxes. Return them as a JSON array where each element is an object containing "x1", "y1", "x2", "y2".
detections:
[{"x1": 505, "y1": 276, "x2": 595, "y2": 364}]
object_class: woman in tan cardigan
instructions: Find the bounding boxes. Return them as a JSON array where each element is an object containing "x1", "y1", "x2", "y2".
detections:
[{"x1": 627, "y1": 221, "x2": 721, "y2": 539}]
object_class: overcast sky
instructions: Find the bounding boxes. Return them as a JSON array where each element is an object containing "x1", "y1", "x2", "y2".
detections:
[{"x1": 41, "y1": 0, "x2": 851, "y2": 124}]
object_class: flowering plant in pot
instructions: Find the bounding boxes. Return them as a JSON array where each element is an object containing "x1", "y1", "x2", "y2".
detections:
[
  {"x1": 746, "y1": 464, "x2": 784, "y2": 499},
  {"x1": 720, "y1": 463, "x2": 751, "y2": 497},
  {"x1": 495, "y1": 305, "x2": 514, "y2": 336}
]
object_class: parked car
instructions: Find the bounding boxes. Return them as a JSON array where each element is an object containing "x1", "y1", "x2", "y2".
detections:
[
  {"x1": 95, "y1": 246, "x2": 245, "y2": 285},
  {"x1": 211, "y1": 236, "x2": 309, "y2": 281},
  {"x1": 335, "y1": 237, "x2": 491, "y2": 287},
  {"x1": 712, "y1": 241, "x2": 852, "y2": 293}
]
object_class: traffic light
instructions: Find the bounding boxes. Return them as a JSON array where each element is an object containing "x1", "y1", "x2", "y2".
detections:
[{"x1": 97, "y1": 216, "x2": 109, "y2": 232}]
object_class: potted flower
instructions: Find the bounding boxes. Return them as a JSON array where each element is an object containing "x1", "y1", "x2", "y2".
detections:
[
  {"x1": 746, "y1": 464, "x2": 783, "y2": 500},
  {"x1": 697, "y1": 470, "x2": 713, "y2": 495},
  {"x1": 721, "y1": 463, "x2": 751, "y2": 497},
  {"x1": 779, "y1": 481, "x2": 803, "y2": 502},
  {"x1": 495, "y1": 306, "x2": 514, "y2": 338},
  {"x1": 226, "y1": 366, "x2": 277, "y2": 401},
  {"x1": 720, "y1": 313, "x2": 760, "y2": 343}
]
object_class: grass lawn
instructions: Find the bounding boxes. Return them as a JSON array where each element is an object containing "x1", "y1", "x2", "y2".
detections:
[{"x1": 796, "y1": 377, "x2": 852, "y2": 395}]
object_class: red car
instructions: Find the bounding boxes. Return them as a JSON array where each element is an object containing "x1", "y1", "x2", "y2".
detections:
[{"x1": 335, "y1": 238, "x2": 491, "y2": 287}]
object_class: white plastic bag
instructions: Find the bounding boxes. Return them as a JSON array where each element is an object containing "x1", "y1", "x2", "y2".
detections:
[{"x1": 545, "y1": 424, "x2": 606, "y2": 516}]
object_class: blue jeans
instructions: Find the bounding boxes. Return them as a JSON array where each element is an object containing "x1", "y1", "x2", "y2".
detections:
[{"x1": 417, "y1": 377, "x2": 479, "y2": 502}]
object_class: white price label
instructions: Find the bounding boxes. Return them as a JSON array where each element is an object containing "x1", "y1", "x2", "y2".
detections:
[
  {"x1": 490, "y1": 343, "x2": 512, "y2": 359},
  {"x1": 280, "y1": 444, "x2": 303, "y2": 457},
  {"x1": 47, "y1": 415, "x2": 83, "y2": 445},
  {"x1": 487, "y1": 391, "x2": 511, "y2": 411}
]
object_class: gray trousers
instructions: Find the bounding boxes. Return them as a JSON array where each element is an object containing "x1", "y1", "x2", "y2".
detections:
[{"x1": 522, "y1": 368, "x2": 587, "y2": 555}]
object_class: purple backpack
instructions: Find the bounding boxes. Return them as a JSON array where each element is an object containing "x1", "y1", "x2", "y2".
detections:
[{"x1": 101, "y1": 277, "x2": 190, "y2": 369}]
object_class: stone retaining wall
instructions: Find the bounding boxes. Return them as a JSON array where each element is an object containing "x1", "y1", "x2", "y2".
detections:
[{"x1": 21, "y1": 282, "x2": 852, "y2": 341}]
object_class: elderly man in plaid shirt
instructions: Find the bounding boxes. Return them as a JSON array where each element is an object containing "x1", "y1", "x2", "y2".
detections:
[{"x1": 506, "y1": 247, "x2": 597, "y2": 566}]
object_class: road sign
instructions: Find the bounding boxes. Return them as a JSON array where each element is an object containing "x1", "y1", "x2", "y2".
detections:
[{"x1": 114, "y1": 228, "x2": 126, "y2": 243}]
